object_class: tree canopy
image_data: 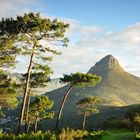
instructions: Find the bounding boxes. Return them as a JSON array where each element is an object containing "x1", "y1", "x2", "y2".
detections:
[
  {"x1": 60, "y1": 72, "x2": 101, "y2": 87},
  {"x1": 77, "y1": 96, "x2": 102, "y2": 130},
  {"x1": 77, "y1": 96, "x2": 102, "y2": 116},
  {"x1": 10, "y1": 12, "x2": 70, "y2": 133},
  {"x1": 55, "y1": 72, "x2": 101, "y2": 129},
  {"x1": 0, "y1": 70, "x2": 19, "y2": 112},
  {"x1": 28, "y1": 95, "x2": 54, "y2": 132}
]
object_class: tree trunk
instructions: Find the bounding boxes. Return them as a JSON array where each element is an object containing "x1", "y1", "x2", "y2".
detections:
[
  {"x1": 34, "y1": 116, "x2": 38, "y2": 133},
  {"x1": 17, "y1": 45, "x2": 35, "y2": 134},
  {"x1": 55, "y1": 84, "x2": 74, "y2": 129},
  {"x1": 25, "y1": 88, "x2": 31, "y2": 133},
  {"x1": 82, "y1": 112, "x2": 87, "y2": 130},
  {"x1": 26, "y1": 119, "x2": 31, "y2": 133}
]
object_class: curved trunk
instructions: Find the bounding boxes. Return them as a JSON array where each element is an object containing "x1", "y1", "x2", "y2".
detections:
[
  {"x1": 17, "y1": 45, "x2": 35, "y2": 134},
  {"x1": 55, "y1": 84, "x2": 74, "y2": 129},
  {"x1": 82, "y1": 112, "x2": 87, "y2": 130}
]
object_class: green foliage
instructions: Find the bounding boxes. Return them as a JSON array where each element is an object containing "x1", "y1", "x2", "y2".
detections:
[
  {"x1": 22, "y1": 65, "x2": 52, "y2": 88},
  {"x1": 0, "y1": 70, "x2": 19, "y2": 109},
  {"x1": 58, "y1": 128, "x2": 88, "y2": 140},
  {"x1": 16, "y1": 12, "x2": 69, "y2": 56},
  {"x1": 0, "y1": 37, "x2": 20, "y2": 67},
  {"x1": 60, "y1": 72, "x2": 101, "y2": 87},
  {"x1": 0, "y1": 17, "x2": 23, "y2": 68},
  {"x1": 77, "y1": 96, "x2": 102, "y2": 116},
  {"x1": 126, "y1": 106, "x2": 140, "y2": 138},
  {"x1": 0, "y1": 129, "x2": 104, "y2": 140},
  {"x1": 76, "y1": 96, "x2": 102, "y2": 130},
  {"x1": 126, "y1": 105, "x2": 140, "y2": 129},
  {"x1": 102, "y1": 129, "x2": 135, "y2": 140},
  {"x1": 0, "y1": 17, "x2": 26, "y2": 36},
  {"x1": 30, "y1": 95, "x2": 54, "y2": 112},
  {"x1": 13, "y1": 12, "x2": 69, "y2": 133},
  {"x1": 0, "y1": 131, "x2": 55, "y2": 140},
  {"x1": 136, "y1": 132, "x2": 140, "y2": 139},
  {"x1": 55, "y1": 73, "x2": 101, "y2": 129},
  {"x1": 103, "y1": 117, "x2": 130, "y2": 129},
  {"x1": 28, "y1": 95, "x2": 54, "y2": 131}
]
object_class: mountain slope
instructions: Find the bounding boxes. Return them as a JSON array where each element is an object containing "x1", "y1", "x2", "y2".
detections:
[
  {"x1": 44, "y1": 55, "x2": 140, "y2": 128},
  {"x1": 87, "y1": 55, "x2": 140, "y2": 106}
]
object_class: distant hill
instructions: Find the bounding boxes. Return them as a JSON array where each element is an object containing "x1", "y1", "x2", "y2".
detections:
[
  {"x1": 7, "y1": 72, "x2": 66, "y2": 95},
  {"x1": 44, "y1": 55, "x2": 140, "y2": 128},
  {"x1": 33, "y1": 78, "x2": 66, "y2": 95}
]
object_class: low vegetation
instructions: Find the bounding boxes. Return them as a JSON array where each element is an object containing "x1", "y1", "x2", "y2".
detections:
[
  {"x1": 0, "y1": 129, "x2": 104, "y2": 140},
  {"x1": 0, "y1": 128, "x2": 138, "y2": 140}
]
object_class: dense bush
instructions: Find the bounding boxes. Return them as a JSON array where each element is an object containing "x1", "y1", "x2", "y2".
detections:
[
  {"x1": 102, "y1": 117, "x2": 130, "y2": 129},
  {"x1": 136, "y1": 132, "x2": 140, "y2": 139},
  {"x1": 0, "y1": 128, "x2": 104, "y2": 140}
]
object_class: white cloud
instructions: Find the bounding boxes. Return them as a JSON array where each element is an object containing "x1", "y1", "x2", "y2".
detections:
[
  {"x1": 0, "y1": 0, "x2": 45, "y2": 18},
  {"x1": 14, "y1": 19, "x2": 140, "y2": 78},
  {"x1": 13, "y1": 18, "x2": 140, "y2": 78},
  {"x1": 49, "y1": 21, "x2": 140, "y2": 78},
  {"x1": 1, "y1": 2, "x2": 140, "y2": 78}
]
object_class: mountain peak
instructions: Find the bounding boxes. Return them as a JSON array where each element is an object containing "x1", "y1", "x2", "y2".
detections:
[
  {"x1": 97, "y1": 54, "x2": 119, "y2": 68},
  {"x1": 89, "y1": 55, "x2": 124, "y2": 74}
]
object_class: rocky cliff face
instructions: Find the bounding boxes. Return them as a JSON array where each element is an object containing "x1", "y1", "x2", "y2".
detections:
[{"x1": 89, "y1": 55, "x2": 124, "y2": 76}]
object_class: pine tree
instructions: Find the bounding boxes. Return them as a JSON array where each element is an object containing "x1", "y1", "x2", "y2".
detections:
[
  {"x1": 0, "y1": 16, "x2": 28, "y2": 67},
  {"x1": 0, "y1": 70, "x2": 19, "y2": 116},
  {"x1": 55, "y1": 72, "x2": 101, "y2": 129},
  {"x1": 76, "y1": 96, "x2": 102, "y2": 130},
  {"x1": 27, "y1": 95, "x2": 54, "y2": 132},
  {"x1": 22, "y1": 65, "x2": 53, "y2": 133},
  {"x1": 12, "y1": 12, "x2": 69, "y2": 133},
  {"x1": 0, "y1": 18, "x2": 22, "y2": 115}
]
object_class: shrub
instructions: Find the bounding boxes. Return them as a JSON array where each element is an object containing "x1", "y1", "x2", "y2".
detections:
[
  {"x1": 58, "y1": 128, "x2": 88, "y2": 140},
  {"x1": 136, "y1": 132, "x2": 140, "y2": 139},
  {"x1": 103, "y1": 117, "x2": 130, "y2": 129},
  {"x1": 0, "y1": 129, "x2": 104, "y2": 140}
]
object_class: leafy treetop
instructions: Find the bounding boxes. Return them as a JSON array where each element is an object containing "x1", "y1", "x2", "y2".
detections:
[
  {"x1": 60, "y1": 72, "x2": 101, "y2": 87},
  {"x1": 29, "y1": 95, "x2": 54, "y2": 120},
  {"x1": 0, "y1": 70, "x2": 19, "y2": 109},
  {"x1": 22, "y1": 65, "x2": 53, "y2": 89},
  {"x1": 77, "y1": 96, "x2": 102, "y2": 116}
]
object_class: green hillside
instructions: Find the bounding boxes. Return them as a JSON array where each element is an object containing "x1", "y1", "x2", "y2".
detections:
[
  {"x1": 1, "y1": 55, "x2": 140, "y2": 130},
  {"x1": 44, "y1": 55, "x2": 140, "y2": 128}
]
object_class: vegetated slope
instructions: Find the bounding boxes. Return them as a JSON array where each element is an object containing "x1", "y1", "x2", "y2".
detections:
[
  {"x1": 87, "y1": 55, "x2": 140, "y2": 106},
  {"x1": 44, "y1": 55, "x2": 140, "y2": 129}
]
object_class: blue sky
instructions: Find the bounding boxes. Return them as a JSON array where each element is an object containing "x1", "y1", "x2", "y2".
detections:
[
  {"x1": 45, "y1": 0, "x2": 140, "y2": 31},
  {"x1": 0, "y1": 0, "x2": 140, "y2": 78}
]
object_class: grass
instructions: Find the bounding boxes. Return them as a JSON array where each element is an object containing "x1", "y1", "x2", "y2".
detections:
[{"x1": 102, "y1": 129, "x2": 136, "y2": 140}]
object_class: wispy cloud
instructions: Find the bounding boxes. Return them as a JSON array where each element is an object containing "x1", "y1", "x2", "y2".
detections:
[
  {"x1": 50, "y1": 21, "x2": 140, "y2": 77},
  {"x1": 0, "y1": 1, "x2": 140, "y2": 78},
  {"x1": 0, "y1": 0, "x2": 46, "y2": 18},
  {"x1": 14, "y1": 18, "x2": 140, "y2": 78}
]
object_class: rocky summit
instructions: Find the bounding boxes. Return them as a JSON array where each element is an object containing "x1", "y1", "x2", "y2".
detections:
[{"x1": 89, "y1": 55, "x2": 124, "y2": 74}]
